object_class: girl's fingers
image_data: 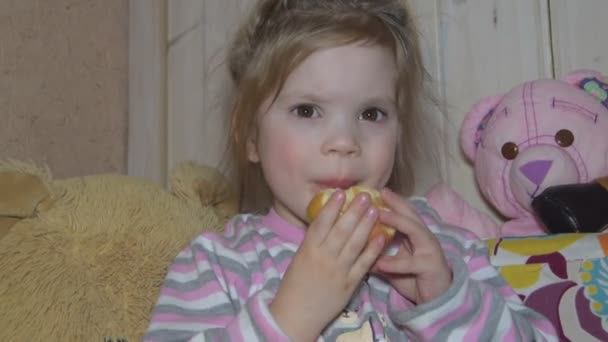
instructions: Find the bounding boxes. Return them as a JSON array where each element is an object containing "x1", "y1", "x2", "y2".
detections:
[
  {"x1": 308, "y1": 190, "x2": 346, "y2": 246},
  {"x1": 373, "y1": 240, "x2": 445, "y2": 276},
  {"x1": 339, "y1": 206, "x2": 379, "y2": 266},
  {"x1": 378, "y1": 209, "x2": 433, "y2": 248},
  {"x1": 350, "y1": 235, "x2": 386, "y2": 280},
  {"x1": 380, "y1": 189, "x2": 425, "y2": 225},
  {"x1": 374, "y1": 248, "x2": 418, "y2": 274},
  {"x1": 323, "y1": 193, "x2": 371, "y2": 255}
]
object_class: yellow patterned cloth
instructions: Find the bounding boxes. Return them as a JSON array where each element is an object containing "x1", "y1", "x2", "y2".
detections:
[{"x1": 487, "y1": 233, "x2": 608, "y2": 341}]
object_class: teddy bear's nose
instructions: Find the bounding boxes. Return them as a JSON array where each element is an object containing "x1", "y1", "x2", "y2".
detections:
[{"x1": 520, "y1": 160, "x2": 553, "y2": 186}]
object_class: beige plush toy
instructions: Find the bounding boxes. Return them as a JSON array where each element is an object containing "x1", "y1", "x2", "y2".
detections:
[{"x1": 0, "y1": 159, "x2": 237, "y2": 341}]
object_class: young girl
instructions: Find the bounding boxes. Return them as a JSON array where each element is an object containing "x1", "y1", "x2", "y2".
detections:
[{"x1": 145, "y1": 1, "x2": 558, "y2": 341}]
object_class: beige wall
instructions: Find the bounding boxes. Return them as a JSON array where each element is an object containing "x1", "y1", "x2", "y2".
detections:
[{"x1": 0, "y1": 0, "x2": 128, "y2": 178}]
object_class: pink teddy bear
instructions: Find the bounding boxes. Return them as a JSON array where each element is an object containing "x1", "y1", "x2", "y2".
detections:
[{"x1": 427, "y1": 69, "x2": 608, "y2": 239}]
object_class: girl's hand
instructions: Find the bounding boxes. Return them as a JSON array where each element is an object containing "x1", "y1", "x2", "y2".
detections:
[
  {"x1": 269, "y1": 190, "x2": 386, "y2": 341},
  {"x1": 371, "y1": 189, "x2": 452, "y2": 305}
]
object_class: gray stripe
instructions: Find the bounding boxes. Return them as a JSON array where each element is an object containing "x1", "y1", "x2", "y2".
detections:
[
  {"x1": 173, "y1": 256, "x2": 195, "y2": 265},
  {"x1": 233, "y1": 228, "x2": 281, "y2": 249},
  {"x1": 191, "y1": 243, "x2": 250, "y2": 275},
  {"x1": 480, "y1": 297, "x2": 506, "y2": 341},
  {"x1": 245, "y1": 307, "x2": 269, "y2": 342},
  {"x1": 164, "y1": 269, "x2": 217, "y2": 292},
  {"x1": 432, "y1": 280, "x2": 481, "y2": 340},
  {"x1": 204, "y1": 328, "x2": 232, "y2": 342},
  {"x1": 248, "y1": 249, "x2": 295, "y2": 274},
  {"x1": 435, "y1": 232, "x2": 470, "y2": 255},
  {"x1": 386, "y1": 327, "x2": 406, "y2": 341},
  {"x1": 229, "y1": 213, "x2": 255, "y2": 228},
  {"x1": 481, "y1": 272, "x2": 509, "y2": 288},
  {"x1": 410, "y1": 197, "x2": 433, "y2": 213},
  {"x1": 261, "y1": 277, "x2": 281, "y2": 293},
  {"x1": 154, "y1": 302, "x2": 236, "y2": 318},
  {"x1": 231, "y1": 214, "x2": 266, "y2": 234},
  {"x1": 436, "y1": 283, "x2": 505, "y2": 341},
  {"x1": 391, "y1": 255, "x2": 469, "y2": 324},
  {"x1": 144, "y1": 329, "x2": 196, "y2": 342},
  {"x1": 368, "y1": 280, "x2": 390, "y2": 303},
  {"x1": 214, "y1": 213, "x2": 266, "y2": 243},
  {"x1": 511, "y1": 308, "x2": 538, "y2": 342}
]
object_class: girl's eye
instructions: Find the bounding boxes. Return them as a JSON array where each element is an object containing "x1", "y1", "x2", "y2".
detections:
[
  {"x1": 292, "y1": 105, "x2": 318, "y2": 118},
  {"x1": 360, "y1": 108, "x2": 387, "y2": 122}
]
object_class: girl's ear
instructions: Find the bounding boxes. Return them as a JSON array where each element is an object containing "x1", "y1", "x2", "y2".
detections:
[{"x1": 246, "y1": 137, "x2": 260, "y2": 163}]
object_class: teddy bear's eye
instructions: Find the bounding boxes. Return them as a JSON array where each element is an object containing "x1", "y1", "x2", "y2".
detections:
[
  {"x1": 501, "y1": 142, "x2": 519, "y2": 160},
  {"x1": 555, "y1": 129, "x2": 574, "y2": 147}
]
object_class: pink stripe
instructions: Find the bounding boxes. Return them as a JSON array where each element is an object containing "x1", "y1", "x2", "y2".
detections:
[
  {"x1": 497, "y1": 284, "x2": 516, "y2": 298},
  {"x1": 457, "y1": 229, "x2": 480, "y2": 241},
  {"x1": 441, "y1": 244, "x2": 461, "y2": 256},
  {"x1": 502, "y1": 322, "x2": 517, "y2": 341},
  {"x1": 170, "y1": 261, "x2": 197, "y2": 273},
  {"x1": 227, "y1": 320, "x2": 245, "y2": 341},
  {"x1": 251, "y1": 270, "x2": 275, "y2": 289},
  {"x1": 211, "y1": 264, "x2": 249, "y2": 298},
  {"x1": 160, "y1": 280, "x2": 223, "y2": 301},
  {"x1": 463, "y1": 287, "x2": 494, "y2": 339},
  {"x1": 467, "y1": 257, "x2": 489, "y2": 273},
  {"x1": 152, "y1": 312, "x2": 232, "y2": 326},
  {"x1": 249, "y1": 293, "x2": 287, "y2": 340},
  {"x1": 196, "y1": 221, "x2": 246, "y2": 247},
  {"x1": 422, "y1": 289, "x2": 474, "y2": 339},
  {"x1": 194, "y1": 246, "x2": 215, "y2": 265},
  {"x1": 231, "y1": 236, "x2": 287, "y2": 255},
  {"x1": 389, "y1": 289, "x2": 413, "y2": 312},
  {"x1": 277, "y1": 257, "x2": 291, "y2": 274},
  {"x1": 537, "y1": 317, "x2": 559, "y2": 337}
]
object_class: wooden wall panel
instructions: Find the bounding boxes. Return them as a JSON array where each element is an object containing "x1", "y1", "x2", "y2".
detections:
[
  {"x1": 435, "y1": 0, "x2": 553, "y2": 218},
  {"x1": 167, "y1": 0, "x2": 251, "y2": 176},
  {"x1": 550, "y1": 0, "x2": 608, "y2": 77},
  {"x1": 128, "y1": 0, "x2": 166, "y2": 183},
  {"x1": 128, "y1": 0, "x2": 608, "y2": 224}
]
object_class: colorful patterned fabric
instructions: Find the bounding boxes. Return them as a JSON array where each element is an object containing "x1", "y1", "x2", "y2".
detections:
[{"x1": 487, "y1": 233, "x2": 608, "y2": 341}]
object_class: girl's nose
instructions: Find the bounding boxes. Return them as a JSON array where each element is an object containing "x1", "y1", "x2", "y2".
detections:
[{"x1": 321, "y1": 126, "x2": 361, "y2": 157}]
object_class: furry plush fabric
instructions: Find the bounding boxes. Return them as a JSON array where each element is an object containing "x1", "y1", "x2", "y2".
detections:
[{"x1": 0, "y1": 160, "x2": 236, "y2": 341}]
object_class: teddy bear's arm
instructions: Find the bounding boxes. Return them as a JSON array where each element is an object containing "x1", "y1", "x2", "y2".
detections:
[{"x1": 426, "y1": 182, "x2": 500, "y2": 239}]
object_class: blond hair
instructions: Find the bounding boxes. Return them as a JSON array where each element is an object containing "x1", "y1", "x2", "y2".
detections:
[{"x1": 225, "y1": 0, "x2": 433, "y2": 213}]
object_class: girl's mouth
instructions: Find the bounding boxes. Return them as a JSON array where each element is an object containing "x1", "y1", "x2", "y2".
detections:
[{"x1": 316, "y1": 179, "x2": 356, "y2": 190}]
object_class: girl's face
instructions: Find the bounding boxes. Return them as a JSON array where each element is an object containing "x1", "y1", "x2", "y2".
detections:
[{"x1": 247, "y1": 42, "x2": 400, "y2": 227}]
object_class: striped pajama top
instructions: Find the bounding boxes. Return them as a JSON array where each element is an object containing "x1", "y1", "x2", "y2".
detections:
[{"x1": 145, "y1": 198, "x2": 557, "y2": 341}]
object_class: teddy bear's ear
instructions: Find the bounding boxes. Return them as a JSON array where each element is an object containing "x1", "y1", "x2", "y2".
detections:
[
  {"x1": 460, "y1": 95, "x2": 503, "y2": 162},
  {"x1": 0, "y1": 160, "x2": 51, "y2": 218},
  {"x1": 561, "y1": 69, "x2": 608, "y2": 109},
  {"x1": 170, "y1": 161, "x2": 238, "y2": 220},
  {"x1": 0, "y1": 160, "x2": 52, "y2": 239}
]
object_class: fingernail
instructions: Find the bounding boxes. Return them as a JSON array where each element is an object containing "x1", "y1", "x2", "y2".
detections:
[
  {"x1": 375, "y1": 235, "x2": 385, "y2": 249},
  {"x1": 333, "y1": 190, "x2": 345, "y2": 202},
  {"x1": 366, "y1": 207, "x2": 377, "y2": 220},
  {"x1": 358, "y1": 193, "x2": 371, "y2": 206}
]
